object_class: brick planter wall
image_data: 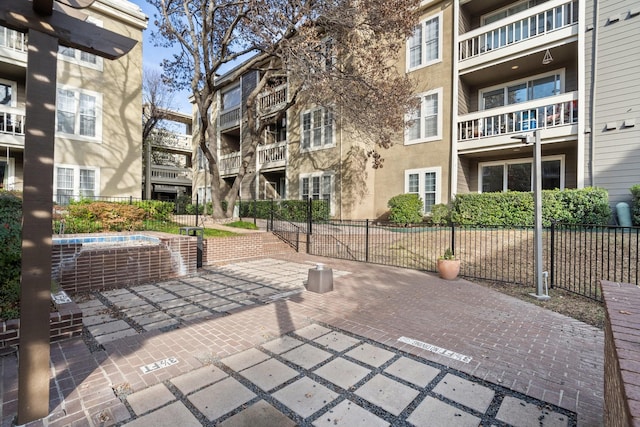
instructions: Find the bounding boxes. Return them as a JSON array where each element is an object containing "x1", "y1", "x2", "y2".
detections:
[
  {"x1": 202, "y1": 232, "x2": 295, "y2": 265},
  {"x1": 0, "y1": 300, "x2": 83, "y2": 349},
  {"x1": 602, "y1": 280, "x2": 640, "y2": 425}
]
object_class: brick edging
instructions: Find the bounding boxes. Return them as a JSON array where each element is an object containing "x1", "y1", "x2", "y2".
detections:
[{"x1": 602, "y1": 280, "x2": 640, "y2": 426}]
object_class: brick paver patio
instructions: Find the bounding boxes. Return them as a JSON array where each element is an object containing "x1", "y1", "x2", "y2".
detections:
[{"x1": 0, "y1": 255, "x2": 603, "y2": 426}]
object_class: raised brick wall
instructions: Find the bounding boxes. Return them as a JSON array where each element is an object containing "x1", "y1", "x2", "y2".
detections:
[
  {"x1": 602, "y1": 280, "x2": 640, "y2": 425},
  {"x1": 202, "y1": 232, "x2": 295, "y2": 265},
  {"x1": 0, "y1": 300, "x2": 82, "y2": 349}
]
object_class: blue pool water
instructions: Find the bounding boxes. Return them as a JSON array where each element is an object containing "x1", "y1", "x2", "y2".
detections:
[{"x1": 53, "y1": 234, "x2": 160, "y2": 245}]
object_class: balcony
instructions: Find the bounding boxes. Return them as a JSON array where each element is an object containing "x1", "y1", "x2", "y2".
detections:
[
  {"x1": 149, "y1": 131, "x2": 192, "y2": 154},
  {"x1": 0, "y1": 26, "x2": 27, "y2": 64},
  {"x1": 457, "y1": 91, "x2": 577, "y2": 152},
  {"x1": 149, "y1": 165, "x2": 192, "y2": 186},
  {"x1": 219, "y1": 107, "x2": 240, "y2": 131},
  {"x1": 459, "y1": 0, "x2": 578, "y2": 72},
  {"x1": 0, "y1": 105, "x2": 25, "y2": 147},
  {"x1": 258, "y1": 141, "x2": 286, "y2": 169},
  {"x1": 219, "y1": 151, "x2": 241, "y2": 176},
  {"x1": 258, "y1": 84, "x2": 287, "y2": 116}
]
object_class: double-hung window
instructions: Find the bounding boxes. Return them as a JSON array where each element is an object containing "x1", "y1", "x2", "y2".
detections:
[
  {"x1": 56, "y1": 87, "x2": 101, "y2": 140},
  {"x1": 407, "y1": 12, "x2": 442, "y2": 71},
  {"x1": 57, "y1": 17, "x2": 103, "y2": 70},
  {"x1": 300, "y1": 172, "x2": 334, "y2": 215},
  {"x1": 405, "y1": 167, "x2": 441, "y2": 214},
  {"x1": 301, "y1": 108, "x2": 334, "y2": 151},
  {"x1": 54, "y1": 165, "x2": 99, "y2": 204},
  {"x1": 479, "y1": 156, "x2": 564, "y2": 193},
  {"x1": 406, "y1": 88, "x2": 442, "y2": 144}
]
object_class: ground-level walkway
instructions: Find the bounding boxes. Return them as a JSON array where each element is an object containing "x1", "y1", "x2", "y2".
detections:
[{"x1": 1, "y1": 254, "x2": 603, "y2": 426}]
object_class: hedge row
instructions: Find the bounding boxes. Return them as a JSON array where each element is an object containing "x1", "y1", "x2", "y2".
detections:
[
  {"x1": 447, "y1": 187, "x2": 611, "y2": 226},
  {"x1": 239, "y1": 199, "x2": 330, "y2": 222},
  {"x1": 0, "y1": 191, "x2": 22, "y2": 320},
  {"x1": 631, "y1": 185, "x2": 640, "y2": 226}
]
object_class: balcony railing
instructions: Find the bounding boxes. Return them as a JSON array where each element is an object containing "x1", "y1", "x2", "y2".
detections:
[
  {"x1": 458, "y1": 92, "x2": 577, "y2": 142},
  {"x1": 149, "y1": 131, "x2": 192, "y2": 152},
  {"x1": 0, "y1": 106, "x2": 25, "y2": 136},
  {"x1": 219, "y1": 107, "x2": 240, "y2": 130},
  {"x1": 459, "y1": 0, "x2": 578, "y2": 61},
  {"x1": 0, "y1": 26, "x2": 27, "y2": 53},
  {"x1": 150, "y1": 165, "x2": 192, "y2": 184},
  {"x1": 219, "y1": 151, "x2": 241, "y2": 175},
  {"x1": 258, "y1": 141, "x2": 286, "y2": 167},
  {"x1": 258, "y1": 84, "x2": 287, "y2": 115}
]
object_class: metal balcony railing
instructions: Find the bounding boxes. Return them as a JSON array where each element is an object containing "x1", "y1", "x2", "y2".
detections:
[
  {"x1": 258, "y1": 141, "x2": 286, "y2": 166},
  {"x1": 150, "y1": 165, "x2": 192, "y2": 184},
  {"x1": 0, "y1": 106, "x2": 25, "y2": 136},
  {"x1": 457, "y1": 91, "x2": 577, "y2": 141},
  {"x1": 0, "y1": 26, "x2": 27, "y2": 53},
  {"x1": 459, "y1": 0, "x2": 578, "y2": 61},
  {"x1": 219, "y1": 107, "x2": 240, "y2": 130}
]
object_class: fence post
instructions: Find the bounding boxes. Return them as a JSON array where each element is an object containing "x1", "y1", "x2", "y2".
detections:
[
  {"x1": 268, "y1": 199, "x2": 274, "y2": 231},
  {"x1": 550, "y1": 221, "x2": 555, "y2": 288},
  {"x1": 365, "y1": 219, "x2": 370, "y2": 263},
  {"x1": 253, "y1": 199, "x2": 257, "y2": 226},
  {"x1": 129, "y1": 196, "x2": 132, "y2": 205},
  {"x1": 306, "y1": 198, "x2": 312, "y2": 254},
  {"x1": 450, "y1": 222, "x2": 456, "y2": 255},
  {"x1": 195, "y1": 193, "x2": 199, "y2": 227}
]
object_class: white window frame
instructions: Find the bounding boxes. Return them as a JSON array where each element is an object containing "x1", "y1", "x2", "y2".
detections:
[
  {"x1": 220, "y1": 84, "x2": 241, "y2": 112},
  {"x1": 196, "y1": 186, "x2": 211, "y2": 204},
  {"x1": 405, "y1": 87, "x2": 443, "y2": 145},
  {"x1": 53, "y1": 164, "x2": 101, "y2": 203},
  {"x1": 406, "y1": 11, "x2": 443, "y2": 72},
  {"x1": 478, "y1": 155, "x2": 565, "y2": 193},
  {"x1": 57, "y1": 17, "x2": 104, "y2": 71},
  {"x1": 478, "y1": 69, "x2": 565, "y2": 111},
  {"x1": 0, "y1": 78, "x2": 17, "y2": 107},
  {"x1": 0, "y1": 157, "x2": 15, "y2": 190},
  {"x1": 299, "y1": 171, "x2": 335, "y2": 215},
  {"x1": 300, "y1": 107, "x2": 335, "y2": 152},
  {"x1": 481, "y1": 0, "x2": 547, "y2": 25},
  {"x1": 404, "y1": 167, "x2": 441, "y2": 214},
  {"x1": 55, "y1": 85, "x2": 103, "y2": 142}
]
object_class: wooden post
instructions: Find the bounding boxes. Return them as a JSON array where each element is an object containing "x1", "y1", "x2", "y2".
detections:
[{"x1": 18, "y1": 30, "x2": 58, "y2": 424}]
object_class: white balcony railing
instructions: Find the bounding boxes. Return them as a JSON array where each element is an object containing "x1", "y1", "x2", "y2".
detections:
[
  {"x1": 0, "y1": 106, "x2": 26, "y2": 136},
  {"x1": 459, "y1": 0, "x2": 578, "y2": 61},
  {"x1": 258, "y1": 84, "x2": 287, "y2": 115},
  {"x1": 258, "y1": 141, "x2": 286, "y2": 167},
  {"x1": 149, "y1": 131, "x2": 192, "y2": 152},
  {"x1": 219, "y1": 107, "x2": 240, "y2": 130},
  {"x1": 219, "y1": 151, "x2": 241, "y2": 174},
  {"x1": 150, "y1": 165, "x2": 192, "y2": 184},
  {"x1": 457, "y1": 91, "x2": 577, "y2": 142},
  {"x1": 0, "y1": 26, "x2": 27, "y2": 53}
]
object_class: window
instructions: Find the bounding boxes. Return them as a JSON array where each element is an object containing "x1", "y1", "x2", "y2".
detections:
[
  {"x1": 406, "y1": 88, "x2": 442, "y2": 144},
  {"x1": 482, "y1": 0, "x2": 550, "y2": 25},
  {"x1": 479, "y1": 156, "x2": 564, "y2": 193},
  {"x1": 221, "y1": 85, "x2": 241, "y2": 111},
  {"x1": 197, "y1": 147, "x2": 208, "y2": 171},
  {"x1": 407, "y1": 13, "x2": 442, "y2": 70},
  {"x1": 479, "y1": 70, "x2": 563, "y2": 110},
  {"x1": 301, "y1": 108, "x2": 334, "y2": 150},
  {"x1": 0, "y1": 158, "x2": 14, "y2": 190},
  {"x1": 197, "y1": 186, "x2": 211, "y2": 204},
  {"x1": 56, "y1": 87, "x2": 101, "y2": 140},
  {"x1": 405, "y1": 167, "x2": 441, "y2": 213},
  {"x1": 57, "y1": 17, "x2": 103, "y2": 70},
  {"x1": 54, "y1": 165, "x2": 99, "y2": 204},
  {"x1": 0, "y1": 79, "x2": 16, "y2": 106},
  {"x1": 300, "y1": 172, "x2": 333, "y2": 213}
]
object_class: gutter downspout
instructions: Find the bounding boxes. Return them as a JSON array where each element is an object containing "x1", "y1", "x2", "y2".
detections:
[{"x1": 589, "y1": 0, "x2": 600, "y2": 187}]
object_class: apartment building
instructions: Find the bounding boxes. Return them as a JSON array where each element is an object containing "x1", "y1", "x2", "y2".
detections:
[
  {"x1": 143, "y1": 109, "x2": 193, "y2": 201},
  {"x1": 0, "y1": 0, "x2": 147, "y2": 201}
]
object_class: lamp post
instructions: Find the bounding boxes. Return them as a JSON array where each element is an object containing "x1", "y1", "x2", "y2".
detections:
[{"x1": 512, "y1": 130, "x2": 550, "y2": 301}]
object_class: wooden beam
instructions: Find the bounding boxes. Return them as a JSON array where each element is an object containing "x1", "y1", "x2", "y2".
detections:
[
  {"x1": 32, "y1": 0, "x2": 53, "y2": 16},
  {"x1": 0, "y1": 0, "x2": 136, "y2": 59}
]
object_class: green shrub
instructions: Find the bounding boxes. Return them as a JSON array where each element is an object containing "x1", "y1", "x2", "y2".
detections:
[
  {"x1": 450, "y1": 188, "x2": 611, "y2": 226},
  {"x1": 130, "y1": 200, "x2": 175, "y2": 221},
  {"x1": 0, "y1": 191, "x2": 22, "y2": 320},
  {"x1": 387, "y1": 193, "x2": 423, "y2": 224},
  {"x1": 238, "y1": 199, "x2": 329, "y2": 221},
  {"x1": 65, "y1": 202, "x2": 146, "y2": 232},
  {"x1": 429, "y1": 204, "x2": 451, "y2": 226},
  {"x1": 630, "y1": 184, "x2": 640, "y2": 225}
]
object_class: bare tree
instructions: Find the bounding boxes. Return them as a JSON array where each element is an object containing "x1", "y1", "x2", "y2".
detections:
[{"x1": 150, "y1": 0, "x2": 419, "y2": 218}]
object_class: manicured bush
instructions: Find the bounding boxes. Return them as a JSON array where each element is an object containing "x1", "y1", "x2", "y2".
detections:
[
  {"x1": 450, "y1": 187, "x2": 611, "y2": 226},
  {"x1": 238, "y1": 199, "x2": 329, "y2": 221},
  {"x1": 630, "y1": 184, "x2": 640, "y2": 225},
  {"x1": 0, "y1": 191, "x2": 22, "y2": 320},
  {"x1": 387, "y1": 193, "x2": 423, "y2": 224},
  {"x1": 130, "y1": 200, "x2": 175, "y2": 221},
  {"x1": 428, "y1": 203, "x2": 451, "y2": 226},
  {"x1": 65, "y1": 202, "x2": 146, "y2": 232}
]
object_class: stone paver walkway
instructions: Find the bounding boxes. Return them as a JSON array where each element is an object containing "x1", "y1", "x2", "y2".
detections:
[{"x1": 0, "y1": 255, "x2": 602, "y2": 426}]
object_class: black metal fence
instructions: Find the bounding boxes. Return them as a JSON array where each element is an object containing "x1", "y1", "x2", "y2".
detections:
[{"x1": 267, "y1": 201, "x2": 640, "y2": 302}]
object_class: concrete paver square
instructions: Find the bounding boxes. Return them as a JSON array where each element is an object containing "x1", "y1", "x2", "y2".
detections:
[
  {"x1": 165, "y1": 304, "x2": 202, "y2": 317},
  {"x1": 102, "y1": 289, "x2": 131, "y2": 297},
  {"x1": 120, "y1": 304, "x2": 156, "y2": 317},
  {"x1": 384, "y1": 357, "x2": 441, "y2": 388},
  {"x1": 222, "y1": 348, "x2": 271, "y2": 371},
  {"x1": 406, "y1": 396, "x2": 480, "y2": 427},
  {"x1": 313, "y1": 332, "x2": 360, "y2": 352},
  {"x1": 197, "y1": 297, "x2": 229, "y2": 308},
  {"x1": 122, "y1": 401, "x2": 200, "y2": 427},
  {"x1": 281, "y1": 344, "x2": 333, "y2": 369},
  {"x1": 112, "y1": 297, "x2": 147, "y2": 309},
  {"x1": 293, "y1": 324, "x2": 332, "y2": 340},
  {"x1": 355, "y1": 374, "x2": 420, "y2": 416},
  {"x1": 218, "y1": 400, "x2": 296, "y2": 427},
  {"x1": 157, "y1": 298, "x2": 190, "y2": 310},
  {"x1": 272, "y1": 377, "x2": 339, "y2": 418},
  {"x1": 141, "y1": 292, "x2": 175, "y2": 303},
  {"x1": 213, "y1": 303, "x2": 242, "y2": 312},
  {"x1": 83, "y1": 313, "x2": 116, "y2": 326},
  {"x1": 345, "y1": 343, "x2": 395, "y2": 368},
  {"x1": 313, "y1": 400, "x2": 389, "y2": 427},
  {"x1": 95, "y1": 328, "x2": 138, "y2": 344},
  {"x1": 87, "y1": 320, "x2": 130, "y2": 337},
  {"x1": 170, "y1": 365, "x2": 228, "y2": 395},
  {"x1": 142, "y1": 319, "x2": 179, "y2": 331},
  {"x1": 188, "y1": 377, "x2": 256, "y2": 421},
  {"x1": 172, "y1": 287, "x2": 206, "y2": 297},
  {"x1": 313, "y1": 358, "x2": 370, "y2": 390},
  {"x1": 104, "y1": 292, "x2": 136, "y2": 303},
  {"x1": 496, "y1": 396, "x2": 569, "y2": 427},
  {"x1": 127, "y1": 383, "x2": 175, "y2": 415},
  {"x1": 432, "y1": 373, "x2": 495, "y2": 414},
  {"x1": 132, "y1": 284, "x2": 160, "y2": 292},
  {"x1": 261, "y1": 336, "x2": 305, "y2": 354},
  {"x1": 240, "y1": 358, "x2": 298, "y2": 391},
  {"x1": 76, "y1": 298, "x2": 103, "y2": 308},
  {"x1": 131, "y1": 312, "x2": 172, "y2": 326}
]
